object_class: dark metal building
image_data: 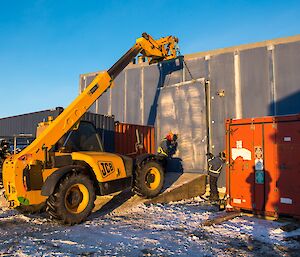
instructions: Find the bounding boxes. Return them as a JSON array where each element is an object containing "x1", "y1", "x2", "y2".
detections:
[{"x1": 0, "y1": 107, "x2": 115, "y2": 152}]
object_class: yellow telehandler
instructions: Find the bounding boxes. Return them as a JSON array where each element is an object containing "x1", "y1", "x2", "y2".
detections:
[{"x1": 2, "y1": 33, "x2": 179, "y2": 224}]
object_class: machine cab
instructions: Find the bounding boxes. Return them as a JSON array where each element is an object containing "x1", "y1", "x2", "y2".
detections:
[{"x1": 56, "y1": 121, "x2": 104, "y2": 153}]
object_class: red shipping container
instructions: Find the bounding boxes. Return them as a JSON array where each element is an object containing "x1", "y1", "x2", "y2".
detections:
[
  {"x1": 226, "y1": 114, "x2": 300, "y2": 218},
  {"x1": 114, "y1": 122, "x2": 155, "y2": 157}
]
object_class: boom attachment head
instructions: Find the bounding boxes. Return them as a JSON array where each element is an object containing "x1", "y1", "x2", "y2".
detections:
[
  {"x1": 137, "y1": 33, "x2": 179, "y2": 64},
  {"x1": 108, "y1": 32, "x2": 179, "y2": 79}
]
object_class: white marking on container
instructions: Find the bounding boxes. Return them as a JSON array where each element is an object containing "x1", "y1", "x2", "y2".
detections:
[
  {"x1": 280, "y1": 198, "x2": 292, "y2": 204},
  {"x1": 236, "y1": 140, "x2": 242, "y2": 149},
  {"x1": 232, "y1": 148, "x2": 252, "y2": 161},
  {"x1": 284, "y1": 137, "x2": 291, "y2": 142},
  {"x1": 233, "y1": 198, "x2": 242, "y2": 204}
]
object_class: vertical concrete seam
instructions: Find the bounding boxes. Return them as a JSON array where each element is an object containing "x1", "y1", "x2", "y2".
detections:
[
  {"x1": 267, "y1": 45, "x2": 276, "y2": 116},
  {"x1": 109, "y1": 82, "x2": 112, "y2": 116},
  {"x1": 156, "y1": 99, "x2": 160, "y2": 154},
  {"x1": 234, "y1": 52, "x2": 242, "y2": 119},
  {"x1": 124, "y1": 70, "x2": 127, "y2": 122},
  {"x1": 141, "y1": 67, "x2": 145, "y2": 125},
  {"x1": 95, "y1": 73, "x2": 99, "y2": 113},
  {"x1": 205, "y1": 57, "x2": 213, "y2": 154},
  {"x1": 271, "y1": 47, "x2": 277, "y2": 115},
  {"x1": 182, "y1": 59, "x2": 186, "y2": 82},
  {"x1": 79, "y1": 75, "x2": 84, "y2": 94},
  {"x1": 95, "y1": 100, "x2": 99, "y2": 114}
]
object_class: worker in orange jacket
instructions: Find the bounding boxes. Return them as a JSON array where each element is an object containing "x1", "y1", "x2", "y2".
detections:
[{"x1": 157, "y1": 132, "x2": 178, "y2": 158}]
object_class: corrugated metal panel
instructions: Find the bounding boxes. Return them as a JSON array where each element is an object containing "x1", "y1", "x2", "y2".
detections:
[
  {"x1": 0, "y1": 107, "x2": 63, "y2": 137},
  {"x1": 81, "y1": 112, "x2": 115, "y2": 152},
  {"x1": 81, "y1": 112, "x2": 114, "y2": 131},
  {"x1": 0, "y1": 108, "x2": 115, "y2": 152},
  {"x1": 114, "y1": 122, "x2": 155, "y2": 157}
]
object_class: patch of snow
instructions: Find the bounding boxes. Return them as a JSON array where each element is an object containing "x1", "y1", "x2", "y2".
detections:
[{"x1": 0, "y1": 198, "x2": 299, "y2": 256}]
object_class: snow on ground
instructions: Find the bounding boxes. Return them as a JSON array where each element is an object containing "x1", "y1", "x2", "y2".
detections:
[{"x1": 0, "y1": 197, "x2": 299, "y2": 257}]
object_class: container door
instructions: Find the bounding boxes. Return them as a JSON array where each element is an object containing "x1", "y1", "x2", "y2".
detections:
[
  {"x1": 263, "y1": 122, "x2": 279, "y2": 215},
  {"x1": 275, "y1": 121, "x2": 300, "y2": 216},
  {"x1": 227, "y1": 123, "x2": 265, "y2": 211}
]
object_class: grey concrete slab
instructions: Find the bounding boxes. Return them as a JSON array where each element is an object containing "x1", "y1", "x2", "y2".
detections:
[
  {"x1": 240, "y1": 47, "x2": 270, "y2": 117},
  {"x1": 273, "y1": 41, "x2": 300, "y2": 115}
]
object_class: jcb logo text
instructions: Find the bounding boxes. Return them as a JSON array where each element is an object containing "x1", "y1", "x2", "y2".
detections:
[{"x1": 98, "y1": 161, "x2": 115, "y2": 177}]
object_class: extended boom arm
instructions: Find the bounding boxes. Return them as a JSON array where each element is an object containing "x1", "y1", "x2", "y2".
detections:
[{"x1": 6, "y1": 33, "x2": 179, "y2": 170}]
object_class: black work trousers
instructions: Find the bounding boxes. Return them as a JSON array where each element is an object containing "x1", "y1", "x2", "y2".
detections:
[{"x1": 209, "y1": 175, "x2": 219, "y2": 197}]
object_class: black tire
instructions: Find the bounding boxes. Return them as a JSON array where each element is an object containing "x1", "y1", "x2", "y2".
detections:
[
  {"x1": 46, "y1": 172, "x2": 95, "y2": 225},
  {"x1": 134, "y1": 160, "x2": 164, "y2": 198}
]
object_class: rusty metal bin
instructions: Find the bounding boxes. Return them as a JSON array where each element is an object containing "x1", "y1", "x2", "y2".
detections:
[
  {"x1": 226, "y1": 114, "x2": 300, "y2": 218},
  {"x1": 114, "y1": 122, "x2": 155, "y2": 157}
]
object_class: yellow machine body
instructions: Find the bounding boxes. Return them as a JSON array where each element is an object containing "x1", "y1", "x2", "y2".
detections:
[
  {"x1": 2, "y1": 33, "x2": 179, "y2": 210},
  {"x1": 3, "y1": 150, "x2": 128, "y2": 206}
]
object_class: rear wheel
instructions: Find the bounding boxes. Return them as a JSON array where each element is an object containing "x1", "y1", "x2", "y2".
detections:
[
  {"x1": 46, "y1": 172, "x2": 95, "y2": 225},
  {"x1": 134, "y1": 160, "x2": 164, "y2": 198}
]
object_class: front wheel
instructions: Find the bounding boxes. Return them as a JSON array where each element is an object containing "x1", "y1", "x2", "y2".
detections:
[
  {"x1": 134, "y1": 160, "x2": 164, "y2": 198},
  {"x1": 46, "y1": 172, "x2": 95, "y2": 225}
]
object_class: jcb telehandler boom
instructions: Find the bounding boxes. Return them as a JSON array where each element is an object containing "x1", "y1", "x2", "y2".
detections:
[{"x1": 2, "y1": 33, "x2": 179, "y2": 224}]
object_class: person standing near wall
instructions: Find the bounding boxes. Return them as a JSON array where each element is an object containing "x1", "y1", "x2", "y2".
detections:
[
  {"x1": 206, "y1": 152, "x2": 226, "y2": 201},
  {"x1": 157, "y1": 132, "x2": 178, "y2": 158}
]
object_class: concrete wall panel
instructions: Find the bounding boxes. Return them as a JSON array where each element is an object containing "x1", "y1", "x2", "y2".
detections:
[
  {"x1": 80, "y1": 36, "x2": 300, "y2": 186},
  {"x1": 240, "y1": 47, "x2": 270, "y2": 117},
  {"x1": 111, "y1": 71, "x2": 125, "y2": 122},
  {"x1": 210, "y1": 53, "x2": 235, "y2": 153},
  {"x1": 126, "y1": 68, "x2": 142, "y2": 124},
  {"x1": 81, "y1": 74, "x2": 98, "y2": 113},
  {"x1": 183, "y1": 57, "x2": 207, "y2": 79},
  {"x1": 160, "y1": 58, "x2": 183, "y2": 86},
  {"x1": 143, "y1": 65, "x2": 161, "y2": 126},
  {"x1": 274, "y1": 41, "x2": 300, "y2": 115},
  {"x1": 158, "y1": 82, "x2": 206, "y2": 172},
  {"x1": 209, "y1": 53, "x2": 235, "y2": 186}
]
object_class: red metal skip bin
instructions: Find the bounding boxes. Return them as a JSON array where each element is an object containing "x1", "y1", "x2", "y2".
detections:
[
  {"x1": 114, "y1": 122, "x2": 155, "y2": 157},
  {"x1": 226, "y1": 114, "x2": 300, "y2": 218}
]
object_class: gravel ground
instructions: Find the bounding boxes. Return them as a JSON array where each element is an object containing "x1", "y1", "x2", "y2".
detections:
[{"x1": 0, "y1": 196, "x2": 299, "y2": 257}]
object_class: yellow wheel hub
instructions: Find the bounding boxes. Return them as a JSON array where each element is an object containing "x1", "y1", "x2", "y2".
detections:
[
  {"x1": 65, "y1": 184, "x2": 89, "y2": 214},
  {"x1": 145, "y1": 167, "x2": 161, "y2": 190}
]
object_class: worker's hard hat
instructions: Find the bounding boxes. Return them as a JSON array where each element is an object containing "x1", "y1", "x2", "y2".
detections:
[
  {"x1": 165, "y1": 132, "x2": 173, "y2": 141},
  {"x1": 166, "y1": 132, "x2": 177, "y2": 141}
]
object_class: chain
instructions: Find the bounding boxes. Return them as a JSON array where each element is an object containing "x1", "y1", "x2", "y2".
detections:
[{"x1": 178, "y1": 50, "x2": 194, "y2": 80}]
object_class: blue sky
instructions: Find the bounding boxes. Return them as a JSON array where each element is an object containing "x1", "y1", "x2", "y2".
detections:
[{"x1": 0, "y1": 0, "x2": 299, "y2": 118}]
